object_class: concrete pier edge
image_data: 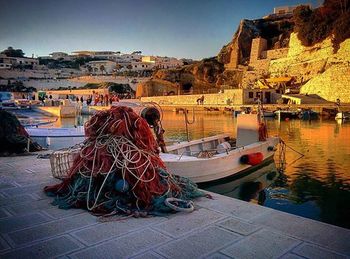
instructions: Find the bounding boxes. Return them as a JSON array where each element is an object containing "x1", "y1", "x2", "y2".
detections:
[{"x1": 0, "y1": 153, "x2": 349, "y2": 258}]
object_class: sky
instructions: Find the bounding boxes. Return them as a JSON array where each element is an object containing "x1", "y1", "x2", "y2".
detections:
[{"x1": 0, "y1": 0, "x2": 319, "y2": 60}]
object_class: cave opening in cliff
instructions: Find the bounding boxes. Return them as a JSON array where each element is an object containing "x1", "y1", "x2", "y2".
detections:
[{"x1": 181, "y1": 82, "x2": 193, "y2": 94}]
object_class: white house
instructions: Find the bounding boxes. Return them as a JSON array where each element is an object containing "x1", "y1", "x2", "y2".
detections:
[
  {"x1": 86, "y1": 60, "x2": 117, "y2": 74},
  {"x1": 130, "y1": 61, "x2": 154, "y2": 71},
  {"x1": 142, "y1": 56, "x2": 183, "y2": 69},
  {"x1": 49, "y1": 52, "x2": 69, "y2": 60},
  {"x1": 0, "y1": 54, "x2": 39, "y2": 67}
]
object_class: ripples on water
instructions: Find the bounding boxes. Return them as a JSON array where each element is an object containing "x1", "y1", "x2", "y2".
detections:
[{"x1": 33, "y1": 110, "x2": 350, "y2": 228}]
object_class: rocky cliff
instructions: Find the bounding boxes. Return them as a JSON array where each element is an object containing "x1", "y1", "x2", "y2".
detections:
[
  {"x1": 137, "y1": 6, "x2": 350, "y2": 102},
  {"x1": 137, "y1": 16, "x2": 294, "y2": 97}
]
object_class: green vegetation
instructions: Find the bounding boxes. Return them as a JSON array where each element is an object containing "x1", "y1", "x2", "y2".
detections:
[
  {"x1": 293, "y1": 0, "x2": 350, "y2": 52},
  {"x1": 1, "y1": 47, "x2": 25, "y2": 57}
]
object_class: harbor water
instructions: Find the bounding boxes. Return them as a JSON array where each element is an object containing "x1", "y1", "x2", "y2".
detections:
[{"x1": 18, "y1": 109, "x2": 350, "y2": 229}]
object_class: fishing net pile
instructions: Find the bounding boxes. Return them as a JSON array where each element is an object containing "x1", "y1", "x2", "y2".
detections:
[
  {"x1": 0, "y1": 110, "x2": 42, "y2": 155},
  {"x1": 44, "y1": 106, "x2": 205, "y2": 218}
]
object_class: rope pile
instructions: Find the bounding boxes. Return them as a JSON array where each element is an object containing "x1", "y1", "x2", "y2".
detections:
[
  {"x1": 44, "y1": 106, "x2": 205, "y2": 218},
  {"x1": 0, "y1": 110, "x2": 42, "y2": 155}
]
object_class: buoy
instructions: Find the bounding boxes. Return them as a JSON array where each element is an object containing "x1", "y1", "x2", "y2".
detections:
[
  {"x1": 240, "y1": 152, "x2": 263, "y2": 166},
  {"x1": 115, "y1": 179, "x2": 129, "y2": 193}
]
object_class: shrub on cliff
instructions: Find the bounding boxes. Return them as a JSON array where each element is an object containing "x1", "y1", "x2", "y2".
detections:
[{"x1": 293, "y1": 0, "x2": 350, "y2": 52}]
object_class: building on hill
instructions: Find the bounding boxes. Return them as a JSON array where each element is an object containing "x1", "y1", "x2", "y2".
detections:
[
  {"x1": 86, "y1": 60, "x2": 117, "y2": 74},
  {"x1": 49, "y1": 52, "x2": 69, "y2": 60},
  {"x1": 142, "y1": 56, "x2": 183, "y2": 69},
  {"x1": 72, "y1": 51, "x2": 118, "y2": 60},
  {"x1": 0, "y1": 54, "x2": 39, "y2": 68}
]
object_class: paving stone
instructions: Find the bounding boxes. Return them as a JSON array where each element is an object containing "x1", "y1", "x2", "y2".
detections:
[
  {"x1": 205, "y1": 252, "x2": 233, "y2": 259},
  {"x1": 1, "y1": 235, "x2": 83, "y2": 259},
  {"x1": 0, "y1": 194, "x2": 37, "y2": 206},
  {"x1": 6, "y1": 213, "x2": 97, "y2": 246},
  {"x1": 293, "y1": 243, "x2": 347, "y2": 259},
  {"x1": 279, "y1": 253, "x2": 305, "y2": 259},
  {"x1": 196, "y1": 194, "x2": 270, "y2": 220},
  {"x1": 42, "y1": 207, "x2": 84, "y2": 219},
  {"x1": 0, "y1": 183, "x2": 53, "y2": 197},
  {"x1": 0, "y1": 212, "x2": 51, "y2": 233},
  {"x1": 152, "y1": 208, "x2": 226, "y2": 238},
  {"x1": 221, "y1": 229, "x2": 301, "y2": 259},
  {"x1": 0, "y1": 207, "x2": 11, "y2": 218},
  {"x1": 0, "y1": 182, "x2": 16, "y2": 190},
  {"x1": 252, "y1": 210, "x2": 350, "y2": 255},
  {"x1": 132, "y1": 251, "x2": 165, "y2": 259},
  {"x1": 72, "y1": 216, "x2": 167, "y2": 246},
  {"x1": 71, "y1": 228, "x2": 171, "y2": 259},
  {"x1": 157, "y1": 226, "x2": 240, "y2": 258},
  {"x1": 0, "y1": 236, "x2": 11, "y2": 252},
  {"x1": 5, "y1": 199, "x2": 53, "y2": 215},
  {"x1": 217, "y1": 218, "x2": 261, "y2": 235}
]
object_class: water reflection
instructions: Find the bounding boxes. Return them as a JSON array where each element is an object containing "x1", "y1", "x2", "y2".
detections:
[{"x1": 202, "y1": 161, "x2": 279, "y2": 206}]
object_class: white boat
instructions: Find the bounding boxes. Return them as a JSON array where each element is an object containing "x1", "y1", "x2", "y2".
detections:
[
  {"x1": 335, "y1": 112, "x2": 350, "y2": 120},
  {"x1": 160, "y1": 134, "x2": 279, "y2": 184},
  {"x1": 26, "y1": 126, "x2": 85, "y2": 149}
]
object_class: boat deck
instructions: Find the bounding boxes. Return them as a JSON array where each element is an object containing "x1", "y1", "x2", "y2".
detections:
[{"x1": 0, "y1": 153, "x2": 349, "y2": 258}]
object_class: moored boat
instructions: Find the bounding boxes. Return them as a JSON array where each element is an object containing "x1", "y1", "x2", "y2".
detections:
[{"x1": 160, "y1": 134, "x2": 279, "y2": 184}]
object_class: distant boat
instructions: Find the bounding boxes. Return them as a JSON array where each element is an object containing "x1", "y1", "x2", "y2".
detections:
[
  {"x1": 335, "y1": 112, "x2": 350, "y2": 120},
  {"x1": 26, "y1": 127, "x2": 85, "y2": 149},
  {"x1": 274, "y1": 110, "x2": 299, "y2": 120},
  {"x1": 263, "y1": 111, "x2": 275, "y2": 118},
  {"x1": 299, "y1": 109, "x2": 318, "y2": 120}
]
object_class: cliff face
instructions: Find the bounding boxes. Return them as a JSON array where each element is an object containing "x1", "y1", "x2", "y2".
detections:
[
  {"x1": 137, "y1": 17, "x2": 294, "y2": 97},
  {"x1": 218, "y1": 18, "x2": 293, "y2": 68},
  {"x1": 138, "y1": 13, "x2": 349, "y2": 101}
]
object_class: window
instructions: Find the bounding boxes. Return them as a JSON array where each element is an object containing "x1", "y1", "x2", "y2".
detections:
[{"x1": 248, "y1": 92, "x2": 253, "y2": 98}]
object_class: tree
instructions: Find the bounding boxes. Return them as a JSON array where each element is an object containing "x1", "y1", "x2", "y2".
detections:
[
  {"x1": 100, "y1": 65, "x2": 105, "y2": 75},
  {"x1": 1, "y1": 47, "x2": 25, "y2": 57}
]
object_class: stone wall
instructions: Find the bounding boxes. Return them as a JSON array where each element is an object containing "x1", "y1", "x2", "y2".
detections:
[
  {"x1": 141, "y1": 89, "x2": 244, "y2": 106},
  {"x1": 250, "y1": 38, "x2": 267, "y2": 62},
  {"x1": 266, "y1": 48, "x2": 288, "y2": 60}
]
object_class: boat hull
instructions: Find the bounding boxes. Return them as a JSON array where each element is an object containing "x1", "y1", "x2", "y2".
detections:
[
  {"x1": 161, "y1": 137, "x2": 279, "y2": 184},
  {"x1": 26, "y1": 127, "x2": 85, "y2": 150}
]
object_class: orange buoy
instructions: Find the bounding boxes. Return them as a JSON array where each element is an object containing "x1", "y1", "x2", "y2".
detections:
[{"x1": 240, "y1": 152, "x2": 264, "y2": 166}]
